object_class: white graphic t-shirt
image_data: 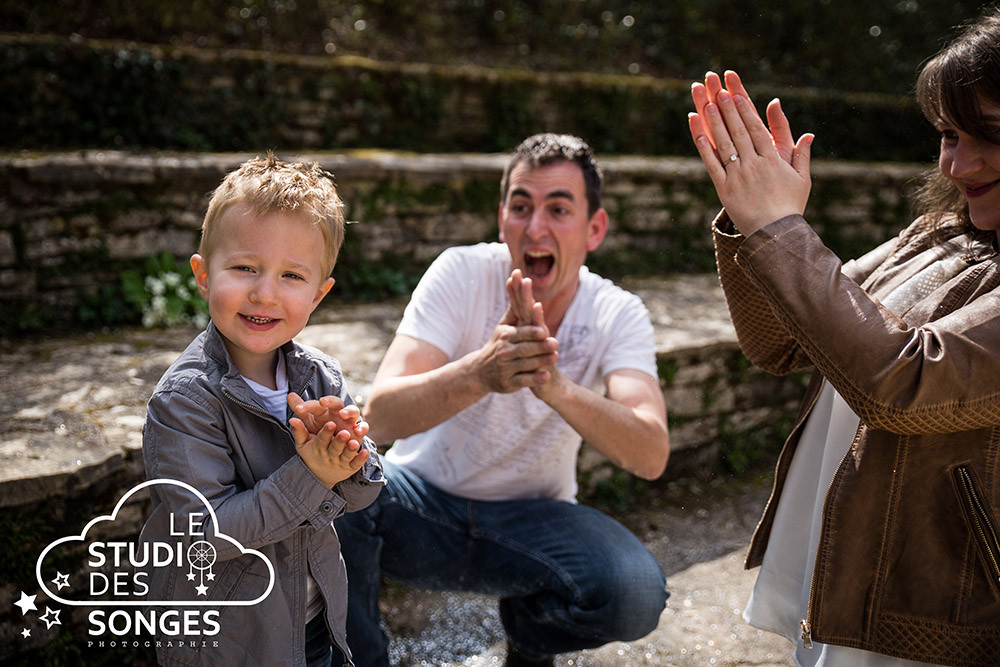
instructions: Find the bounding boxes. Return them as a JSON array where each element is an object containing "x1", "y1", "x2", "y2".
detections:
[{"x1": 386, "y1": 242, "x2": 657, "y2": 503}]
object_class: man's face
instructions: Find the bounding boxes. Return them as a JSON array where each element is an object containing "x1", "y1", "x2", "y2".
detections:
[{"x1": 498, "y1": 161, "x2": 607, "y2": 310}]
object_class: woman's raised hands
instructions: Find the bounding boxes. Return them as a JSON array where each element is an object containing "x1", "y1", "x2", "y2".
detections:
[{"x1": 688, "y1": 70, "x2": 814, "y2": 236}]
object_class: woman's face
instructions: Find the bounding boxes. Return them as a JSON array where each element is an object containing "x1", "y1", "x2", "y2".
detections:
[{"x1": 938, "y1": 98, "x2": 1000, "y2": 238}]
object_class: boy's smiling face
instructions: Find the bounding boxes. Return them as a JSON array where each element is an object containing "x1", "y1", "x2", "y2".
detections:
[{"x1": 190, "y1": 204, "x2": 334, "y2": 385}]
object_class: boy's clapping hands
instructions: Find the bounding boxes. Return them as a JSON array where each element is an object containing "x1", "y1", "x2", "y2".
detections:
[{"x1": 287, "y1": 392, "x2": 371, "y2": 488}]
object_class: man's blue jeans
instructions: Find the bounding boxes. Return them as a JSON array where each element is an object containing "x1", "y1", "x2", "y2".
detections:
[{"x1": 335, "y1": 460, "x2": 668, "y2": 666}]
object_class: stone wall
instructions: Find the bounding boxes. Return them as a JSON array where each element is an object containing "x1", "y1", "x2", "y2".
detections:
[{"x1": 1, "y1": 150, "x2": 927, "y2": 333}]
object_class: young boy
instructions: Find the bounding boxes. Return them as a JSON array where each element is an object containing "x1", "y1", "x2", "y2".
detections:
[{"x1": 138, "y1": 154, "x2": 384, "y2": 667}]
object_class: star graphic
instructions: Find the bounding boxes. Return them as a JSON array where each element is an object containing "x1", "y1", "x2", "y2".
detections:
[
  {"x1": 21, "y1": 628, "x2": 30, "y2": 639},
  {"x1": 14, "y1": 592, "x2": 37, "y2": 615},
  {"x1": 51, "y1": 572, "x2": 70, "y2": 590},
  {"x1": 186, "y1": 573, "x2": 196, "y2": 581},
  {"x1": 195, "y1": 584, "x2": 208, "y2": 596},
  {"x1": 39, "y1": 607, "x2": 61, "y2": 629},
  {"x1": 206, "y1": 573, "x2": 215, "y2": 581}
]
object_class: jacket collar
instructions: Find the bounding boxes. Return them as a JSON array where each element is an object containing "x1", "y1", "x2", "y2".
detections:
[
  {"x1": 963, "y1": 228, "x2": 999, "y2": 263},
  {"x1": 201, "y1": 321, "x2": 318, "y2": 399}
]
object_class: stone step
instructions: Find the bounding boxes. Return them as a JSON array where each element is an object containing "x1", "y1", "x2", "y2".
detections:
[
  {"x1": 0, "y1": 272, "x2": 807, "y2": 511},
  {"x1": 0, "y1": 273, "x2": 808, "y2": 662}
]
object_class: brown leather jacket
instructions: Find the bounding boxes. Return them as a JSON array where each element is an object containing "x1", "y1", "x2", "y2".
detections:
[{"x1": 714, "y1": 211, "x2": 1000, "y2": 665}]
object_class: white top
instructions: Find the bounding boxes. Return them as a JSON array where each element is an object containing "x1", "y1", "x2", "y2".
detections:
[
  {"x1": 386, "y1": 242, "x2": 658, "y2": 502},
  {"x1": 241, "y1": 350, "x2": 290, "y2": 420},
  {"x1": 243, "y1": 351, "x2": 324, "y2": 623}
]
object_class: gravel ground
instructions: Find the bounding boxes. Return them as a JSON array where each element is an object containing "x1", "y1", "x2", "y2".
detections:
[{"x1": 377, "y1": 475, "x2": 796, "y2": 667}]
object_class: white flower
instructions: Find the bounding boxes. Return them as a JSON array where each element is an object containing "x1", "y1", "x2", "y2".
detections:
[
  {"x1": 146, "y1": 277, "x2": 165, "y2": 295},
  {"x1": 151, "y1": 295, "x2": 167, "y2": 313},
  {"x1": 163, "y1": 272, "x2": 181, "y2": 287}
]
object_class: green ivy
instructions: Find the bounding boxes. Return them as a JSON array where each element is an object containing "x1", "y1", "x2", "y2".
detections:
[
  {"x1": 581, "y1": 469, "x2": 649, "y2": 514},
  {"x1": 3, "y1": 0, "x2": 984, "y2": 98},
  {"x1": 656, "y1": 357, "x2": 680, "y2": 387},
  {"x1": 76, "y1": 283, "x2": 136, "y2": 329},
  {"x1": 331, "y1": 252, "x2": 426, "y2": 302},
  {"x1": 0, "y1": 34, "x2": 939, "y2": 162},
  {"x1": 120, "y1": 252, "x2": 208, "y2": 328}
]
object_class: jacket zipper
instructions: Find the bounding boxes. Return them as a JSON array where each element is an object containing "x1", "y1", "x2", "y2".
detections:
[
  {"x1": 800, "y1": 471, "x2": 836, "y2": 651},
  {"x1": 955, "y1": 466, "x2": 1000, "y2": 585},
  {"x1": 226, "y1": 366, "x2": 350, "y2": 663},
  {"x1": 800, "y1": 471, "x2": 834, "y2": 652},
  {"x1": 324, "y1": 613, "x2": 352, "y2": 667},
  {"x1": 295, "y1": 367, "x2": 317, "y2": 401},
  {"x1": 222, "y1": 366, "x2": 318, "y2": 427},
  {"x1": 223, "y1": 389, "x2": 280, "y2": 422},
  {"x1": 799, "y1": 619, "x2": 813, "y2": 649},
  {"x1": 800, "y1": 418, "x2": 865, "y2": 650}
]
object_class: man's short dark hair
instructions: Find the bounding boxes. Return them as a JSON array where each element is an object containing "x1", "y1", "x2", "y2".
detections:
[{"x1": 500, "y1": 133, "x2": 603, "y2": 218}]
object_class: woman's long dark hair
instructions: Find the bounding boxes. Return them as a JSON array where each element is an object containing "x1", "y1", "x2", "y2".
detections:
[{"x1": 914, "y1": 5, "x2": 1000, "y2": 228}]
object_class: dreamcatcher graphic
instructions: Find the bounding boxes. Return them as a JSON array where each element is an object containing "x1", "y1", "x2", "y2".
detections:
[{"x1": 186, "y1": 540, "x2": 217, "y2": 595}]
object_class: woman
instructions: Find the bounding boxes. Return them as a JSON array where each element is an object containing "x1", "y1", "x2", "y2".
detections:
[{"x1": 687, "y1": 9, "x2": 1000, "y2": 667}]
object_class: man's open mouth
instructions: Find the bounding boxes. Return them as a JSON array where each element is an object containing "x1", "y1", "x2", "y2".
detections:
[{"x1": 524, "y1": 251, "x2": 555, "y2": 279}]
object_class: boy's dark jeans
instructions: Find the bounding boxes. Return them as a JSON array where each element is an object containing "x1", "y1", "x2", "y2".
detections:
[{"x1": 305, "y1": 612, "x2": 333, "y2": 667}]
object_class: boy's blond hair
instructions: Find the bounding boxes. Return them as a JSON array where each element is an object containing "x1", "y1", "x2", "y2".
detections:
[{"x1": 200, "y1": 153, "x2": 345, "y2": 277}]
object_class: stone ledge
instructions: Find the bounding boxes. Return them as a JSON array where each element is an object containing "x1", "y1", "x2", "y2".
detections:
[
  {"x1": 1, "y1": 148, "x2": 924, "y2": 184},
  {"x1": 0, "y1": 274, "x2": 754, "y2": 509}
]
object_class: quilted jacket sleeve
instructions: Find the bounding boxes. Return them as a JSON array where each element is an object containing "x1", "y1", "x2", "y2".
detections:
[{"x1": 722, "y1": 212, "x2": 1000, "y2": 434}]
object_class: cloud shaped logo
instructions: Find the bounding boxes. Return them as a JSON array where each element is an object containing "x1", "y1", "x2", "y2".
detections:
[{"x1": 36, "y1": 479, "x2": 275, "y2": 607}]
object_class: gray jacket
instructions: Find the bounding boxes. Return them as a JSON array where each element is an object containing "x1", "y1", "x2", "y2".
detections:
[{"x1": 139, "y1": 322, "x2": 384, "y2": 666}]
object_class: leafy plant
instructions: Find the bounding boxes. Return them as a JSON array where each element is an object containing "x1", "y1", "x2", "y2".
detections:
[{"x1": 121, "y1": 252, "x2": 208, "y2": 328}]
